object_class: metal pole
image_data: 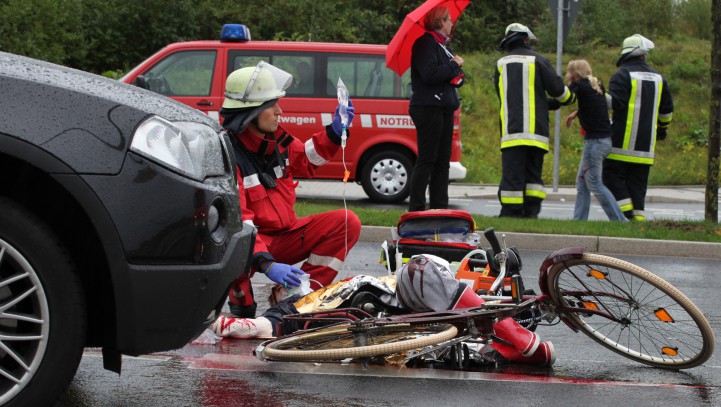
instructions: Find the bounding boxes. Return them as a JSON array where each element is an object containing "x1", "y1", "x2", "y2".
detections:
[{"x1": 552, "y1": 0, "x2": 565, "y2": 192}]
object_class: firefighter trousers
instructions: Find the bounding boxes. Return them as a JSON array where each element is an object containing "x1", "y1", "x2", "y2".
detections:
[
  {"x1": 498, "y1": 146, "x2": 546, "y2": 218},
  {"x1": 602, "y1": 159, "x2": 650, "y2": 221},
  {"x1": 229, "y1": 209, "x2": 361, "y2": 316}
]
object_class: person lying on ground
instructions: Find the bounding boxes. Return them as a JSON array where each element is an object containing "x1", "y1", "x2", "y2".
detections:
[{"x1": 210, "y1": 254, "x2": 555, "y2": 366}]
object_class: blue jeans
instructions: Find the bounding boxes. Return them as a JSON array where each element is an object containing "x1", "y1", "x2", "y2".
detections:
[{"x1": 574, "y1": 138, "x2": 627, "y2": 221}]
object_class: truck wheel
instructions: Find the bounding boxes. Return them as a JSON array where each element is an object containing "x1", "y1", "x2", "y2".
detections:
[
  {"x1": 0, "y1": 197, "x2": 86, "y2": 407},
  {"x1": 361, "y1": 150, "x2": 413, "y2": 203}
]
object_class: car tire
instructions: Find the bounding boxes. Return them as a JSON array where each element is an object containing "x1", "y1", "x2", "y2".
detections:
[
  {"x1": 361, "y1": 150, "x2": 413, "y2": 203},
  {"x1": 0, "y1": 197, "x2": 86, "y2": 407}
]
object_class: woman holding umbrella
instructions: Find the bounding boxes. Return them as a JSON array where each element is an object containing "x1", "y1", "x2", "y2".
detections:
[{"x1": 407, "y1": 5, "x2": 465, "y2": 212}]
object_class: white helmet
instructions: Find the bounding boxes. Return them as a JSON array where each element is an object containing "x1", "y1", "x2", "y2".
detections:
[
  {"x1": 617, "y1": 34, "x2": 654, "y2": 66},
  {"x1": 498, "y1": 23, "x2": 536, "y2": 51},
  {"x1": 223, "y1": 61, "x2": 293, "y2": 109},
  {"x1": 620, "y1": 34, "x2": 654, "y2": 56}
]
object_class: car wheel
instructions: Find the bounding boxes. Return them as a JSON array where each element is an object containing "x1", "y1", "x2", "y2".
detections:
[
  {"x1": 361, "y1": 150, "x2": 412, "y2": 203},
  {"x1": 0, "y1": 197, "x2": 86, "y2": 407}
]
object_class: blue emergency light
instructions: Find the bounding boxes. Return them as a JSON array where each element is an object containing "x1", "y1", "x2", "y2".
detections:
[{"x1": 220, "y1": 24, "x2": 250, "y2": 42}]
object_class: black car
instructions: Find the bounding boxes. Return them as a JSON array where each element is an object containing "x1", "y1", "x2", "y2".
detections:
[{"x1": 0, "y1": 51, "x2": 254, "y2": 406}]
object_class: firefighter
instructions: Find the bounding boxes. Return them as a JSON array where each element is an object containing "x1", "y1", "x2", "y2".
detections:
[
  {"x1": 604, "y1": 34, "x2": 674, "y2": 221},
  {"x1": 493, "y1": 23, "x2": 576, "y2": 218},
  {"x1": 220, "y1": 61, "x2": 361, "y2": 317}
]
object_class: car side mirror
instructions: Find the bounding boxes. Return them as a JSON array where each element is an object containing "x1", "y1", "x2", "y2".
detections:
[{"x1": 134, "y1": 75, "x2": 149, "y2": 90}]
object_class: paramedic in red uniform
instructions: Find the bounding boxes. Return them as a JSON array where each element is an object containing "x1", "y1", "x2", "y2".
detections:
[{"x1": 220, "y1": 61, "x2": 361, "y2": 318}]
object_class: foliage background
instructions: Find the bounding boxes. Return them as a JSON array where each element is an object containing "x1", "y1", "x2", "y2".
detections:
[{"x1": 0, "y1": 0, "x2": 715, "y2": 185}]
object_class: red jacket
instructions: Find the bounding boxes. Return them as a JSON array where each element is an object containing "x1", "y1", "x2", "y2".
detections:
[{"x1": 232, "y1": 124, "x2": 342, "y2": 265}]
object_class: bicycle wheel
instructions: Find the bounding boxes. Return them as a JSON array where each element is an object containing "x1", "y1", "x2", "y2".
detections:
[
  {"x1": 261, "y1": 322, "x2": 458, "y2": 362},
  {"x1": 546, "y1": 253, "x2": 714, "y2": 369}
]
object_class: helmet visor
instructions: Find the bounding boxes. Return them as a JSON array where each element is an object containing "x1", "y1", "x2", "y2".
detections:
[{"x1": 224, "y1": 61, "x2": 293, "y2": 104}]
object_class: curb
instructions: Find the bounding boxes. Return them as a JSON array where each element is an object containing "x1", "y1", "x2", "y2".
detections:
[{"x1": 359, "y1": 226, "x2": 721, "y2": 260}]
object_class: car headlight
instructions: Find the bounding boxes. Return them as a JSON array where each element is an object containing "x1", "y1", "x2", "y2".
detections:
[{"x1": 130, "y1": 116, "x2": 225, "y2": 181}]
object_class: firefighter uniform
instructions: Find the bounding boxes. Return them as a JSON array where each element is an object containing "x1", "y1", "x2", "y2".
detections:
[
  {"x1": 219, "y1": 61, "x2": 360, "y2": 317},
  {"x1": 604, "y1": 35, "x2": 673, "y2": 221},
  {"x1": 493, "y1": 24, "x2": 576, "y2": 218},
  {"x1": 227, "y1": 124, "x2": 361, "y2": 316}
]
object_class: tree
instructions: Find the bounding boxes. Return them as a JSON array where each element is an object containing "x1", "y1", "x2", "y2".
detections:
[{"x1": 0, "y1": 0, "x2": 85, "y2": 66}]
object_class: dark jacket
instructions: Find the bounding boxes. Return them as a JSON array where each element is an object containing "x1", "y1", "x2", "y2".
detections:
[
  {"x1": 568, "y1": 78, "x2": 611, "y2": 139},
  {"x1": 409, "y1": 32, "x2": 462, "y2": 110},
  {"x1": 493, "y1": 44, "x2": 575, "y2": 151},
  {"x1": 608, "y1": 58, "x2": 674, "y2": 165}
]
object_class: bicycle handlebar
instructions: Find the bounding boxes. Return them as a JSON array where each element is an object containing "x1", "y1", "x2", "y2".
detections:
[{"x1": 483, "y1": 227, "x2": 502, "y2": 254}]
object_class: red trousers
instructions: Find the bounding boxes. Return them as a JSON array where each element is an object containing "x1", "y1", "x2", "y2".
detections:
[{"x1": 229, "y1": 209, "x2": 361, "y2": 307}]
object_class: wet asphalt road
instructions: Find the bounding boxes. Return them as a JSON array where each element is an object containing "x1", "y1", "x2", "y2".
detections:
[{"x1": 55, "y1": 244, "x2": 721, "y2": 407}]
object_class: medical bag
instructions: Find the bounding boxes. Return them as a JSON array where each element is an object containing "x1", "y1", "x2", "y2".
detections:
[{"x1": 381, "y1": 209, "x2": 481, "y2": 272}]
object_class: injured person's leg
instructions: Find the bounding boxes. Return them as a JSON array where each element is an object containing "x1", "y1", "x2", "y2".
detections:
[
  {"x1": 211, "y1": 293, "x2": 303, "y2": 339},
  {"x1": 396, "y1": 254, "x2": 555, "y2": 366},
  {"x1": 211, "y1": 315, "x2": 274, "y2": 339}
]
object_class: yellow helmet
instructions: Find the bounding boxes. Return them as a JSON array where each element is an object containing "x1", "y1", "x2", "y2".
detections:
[{"x1": 223, "y1": 61, "x2": 293, "y2": 109}]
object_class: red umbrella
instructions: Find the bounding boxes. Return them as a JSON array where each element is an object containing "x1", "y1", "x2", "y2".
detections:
[{"x1": 385, "y1": 0, "x2": 470, "y2": 76}]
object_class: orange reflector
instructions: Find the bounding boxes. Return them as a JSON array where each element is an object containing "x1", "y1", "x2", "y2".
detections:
[
  {"x1": 588, "y1": 269, "x2": 606, "y2": 279},
  {"x1": 654, "y1": 308, "x2": 674, "y2": 323},
  {"x1": 661, "y1": 347, "x2": 679, "y2": 356},
  {"x1": 580, "y1": 301, "x2": 599, "y2": 311}
]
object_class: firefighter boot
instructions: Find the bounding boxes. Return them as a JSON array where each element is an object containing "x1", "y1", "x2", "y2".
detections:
[
  {"x1": 450, "y1": 285, "x2": 485, "y2": 309},
  {"x1": 493, "y1": 317, "x2": 540, "y2": 356},
  {"x1": 489, "y1": 340, "x2": 556, "y2": 366}
]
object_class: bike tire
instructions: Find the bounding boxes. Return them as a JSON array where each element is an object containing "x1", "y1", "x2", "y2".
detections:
[
  {"x1": 546, "y1": 253, "x2": 714, "y2": 369},
  {"x1": 262, "y1": 323, "x2": 458, "y2": 362}
]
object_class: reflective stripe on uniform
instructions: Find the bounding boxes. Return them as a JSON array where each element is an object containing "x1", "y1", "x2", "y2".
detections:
[
  {"x1": 618, "y1": 198, "x2": 633, "y2": 213},
  {"x1": 498, "y1": 65, "x2": 506, "y2": 134},
  {"x1": 556, "y1": 86, "x2": 574, "y2": 104},
  {"x1": 498, "y1": 55, "x2": 537, "y2": 136},
  {"x1": 500, "y1": 190, "x2": 524, "y2": 205},
  {"x1": 618, "y1": 71, "x2": 663, "y2": 163},
  {"x1": 243, "y1": 173, "x2": 262, "y2": 189},
  {"x1": 608, "y1": 148, "x2": 654, "y2": 165},
  {"x1": 658, "y1": 111, "x2": 673, "y2": 126},
  {"x1": 632, "y1": 209, "x2": 646, "y2": 221},
  {"x1": 528, "y1": 62, "x2": 536, "y2": 134},
  {"x1": 500, "y1": 133, "x2": 549, "y2": 151},
  {"x1": 306, "y1": 253, "x2": 343, "y2": 271},
  {"x1": 304, "y1": 139, "x2": 327, "y2": 166},
  {"x1": 525, "y1": 183, "x2": 546, "y2": 199}
]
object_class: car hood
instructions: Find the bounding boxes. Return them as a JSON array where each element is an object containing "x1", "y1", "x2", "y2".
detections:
[
  {"x1": 0, "y1": 51, "x2": 218, "y2": 128},
  {"x1": 0, "y1": 51, "x2": 221, "y2": 174}
]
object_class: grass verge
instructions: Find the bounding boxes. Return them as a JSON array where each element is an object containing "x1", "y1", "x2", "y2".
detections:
[{"x1": 295, "y1": 200, "x2": 721, "y2": 243}]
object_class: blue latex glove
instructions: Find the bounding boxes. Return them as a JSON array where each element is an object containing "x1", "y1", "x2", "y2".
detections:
[
  {"x1": 264, "y1": 262, "x2": 304, "y2": 287},
  {"x1": 331, "y1": 99, "x2": 355, "y2": 136}
]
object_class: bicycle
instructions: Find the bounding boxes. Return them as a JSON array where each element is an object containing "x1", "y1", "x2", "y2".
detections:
[{"x1": 254, "y1": 228, "x2": 715, "y2": 370}]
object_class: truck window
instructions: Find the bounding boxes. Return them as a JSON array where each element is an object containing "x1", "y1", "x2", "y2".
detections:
[
  {"x1": 228, "y1": 53, "x2": 316, "y2": 97},
  {"x1": 141, "y1": 50, "x2": 216, "y2": 96},
  {"x1": 230, "y1": 55, "x2": 270, "y2": 72},
  {"x1": 273, "y1": 56, "x2": 314, "y2": 96},
  {"x1": 326, "y1": 55, "x2": 409, "y2": 99}
]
